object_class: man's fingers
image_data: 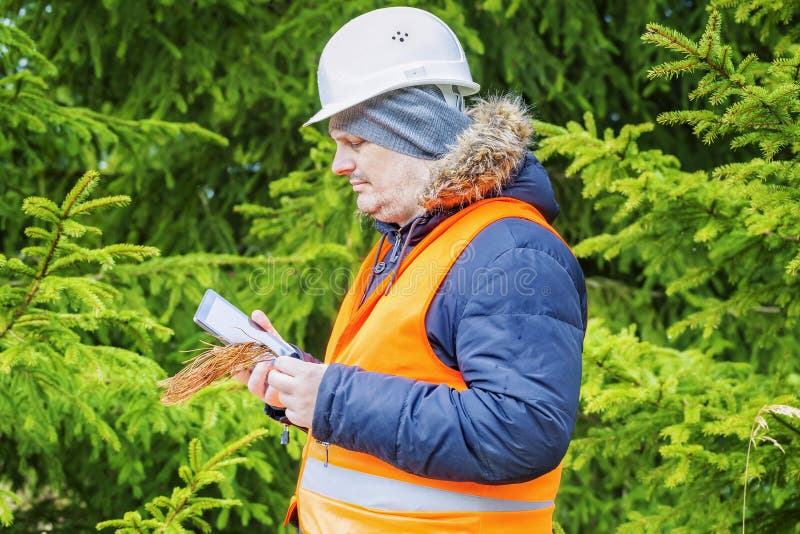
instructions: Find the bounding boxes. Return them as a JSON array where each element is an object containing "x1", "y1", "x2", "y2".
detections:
[
  {"x1": 267, "y1": 368, "x2": 296, "y2": 394},
  {"x1": 250, "y1": 309, "x2": 273, "y2": 332},
  {"x1": 273, "y1": 355, "x2": 306, "y2": 375},
  {"x1": 265, "y1": 385, "x2": 284, "y2": 408},
  {"x1": 283, "y1": 408, "x2": 299, "y2": 425},
  {"x1": 268, "y1": 360, "x2": 327, "y2": 429},
  {"x1": 247, "y1": 361, "x2": 272, "y2": 399}
]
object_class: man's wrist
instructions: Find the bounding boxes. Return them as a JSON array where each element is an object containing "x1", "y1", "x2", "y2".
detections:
[{"x1": 263, "y1": 402, "x2": 288, "y2": 423}]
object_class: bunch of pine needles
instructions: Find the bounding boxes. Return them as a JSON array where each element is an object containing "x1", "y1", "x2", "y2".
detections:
[{"x1": 159, "y1": 342, "x2": 276, "y2": 405}]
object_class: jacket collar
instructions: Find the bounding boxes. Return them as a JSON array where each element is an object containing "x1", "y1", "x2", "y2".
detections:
[{"x1": 373, "y1": 94, "x2": 560, "y2": 241}]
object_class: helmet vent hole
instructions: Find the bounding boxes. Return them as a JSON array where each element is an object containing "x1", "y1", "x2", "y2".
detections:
[{"x1": 392, "y1": 31, "x2": 409, "y2": 43}]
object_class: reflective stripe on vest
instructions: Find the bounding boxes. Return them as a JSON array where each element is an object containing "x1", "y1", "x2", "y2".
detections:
[{"x1": 300, "y1": 458, "x2": 554, "y2": 513}]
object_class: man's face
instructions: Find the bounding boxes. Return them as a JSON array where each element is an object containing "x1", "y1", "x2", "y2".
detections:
[{"x1": 329, "y1": 128, "x2": 430, "y2": 225}]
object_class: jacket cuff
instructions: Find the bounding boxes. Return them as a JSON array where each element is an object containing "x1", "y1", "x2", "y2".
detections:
[
  {"x1": 311, "y1": 363, "x2": 348, "y2": 441},
  {"x1": 263, "y1": 403, "x2": 288, "y2": 423},
  {"x1": 290, "y1": 343, "x2": 322, "y2": 364}
]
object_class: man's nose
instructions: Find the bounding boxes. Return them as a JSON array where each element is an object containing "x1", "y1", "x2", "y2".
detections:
[{"x1": 331, "y1": 149, "x2": 356, "y2": 176}]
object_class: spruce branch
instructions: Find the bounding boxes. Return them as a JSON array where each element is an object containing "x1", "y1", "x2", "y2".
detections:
[
  {"x1": 1, "y1": 175, "x2": 94, "y2": 338},
  {"x1": 1, "y1": 171, "x2": 158, "y2": 340},
  {"x1": 644, "y1": 22, "x2": 730, "y2": 80},
  {"x1": 70, "y1": 195, "x2": 132, "y2": 216},
  {"x1": 648, "y1": 58, "x2": 701, "y2": 80},
  {"x1": 642, "y1": 23, "x2": 700, "y2": 58},
  {"x1": 97, "y1": 429, "x2": 268, "y2": 533},
  {"x1": 22, "y1": 197, "x2": 61, "y2": 223},
  {"x1": 2, "y1": 277, "x2": 44, "y2": 340},
  {"x1": 61, "y1": 171, "x2": 101, "y2": 216},
  {"x1": 0, "y1": 24, "x2": 58, "y2": 77},
  {"x1": 23, "y1": 226, "x2": 52, "y2": 241},
  {"x1": 0, "y1": 488, "x2": 23, "y2": 528},
  {"x1": 698, "y1": 10, "x2": 721, "y2": 60},
  {"x1": 102, "y1": 253, "x2": 305, "y2": 279},
  {"x1": 645, "y1": 12, "x2": 791, "y2": 128},
  {"x1": 787, "y1": 253, "x2": 800, "y2": 277}
]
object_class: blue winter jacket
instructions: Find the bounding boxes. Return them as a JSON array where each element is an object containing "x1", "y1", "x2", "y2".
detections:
[{"x1": 310, "y1": 138, "x2": 587, "y2": 485}]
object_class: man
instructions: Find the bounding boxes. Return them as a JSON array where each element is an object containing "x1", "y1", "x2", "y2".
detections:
[{"x1": 238, "y1": 7, "x2": 587, "y2": 533}]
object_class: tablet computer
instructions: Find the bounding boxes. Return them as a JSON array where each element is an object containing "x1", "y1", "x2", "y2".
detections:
[{"x1": 193, "y1": 289, "x2": 297, "y2": 358}]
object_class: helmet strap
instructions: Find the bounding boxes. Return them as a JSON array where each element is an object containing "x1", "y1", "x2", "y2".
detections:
[{"x1": 436, "y1": 84, "x2": 466, "y2": 112}]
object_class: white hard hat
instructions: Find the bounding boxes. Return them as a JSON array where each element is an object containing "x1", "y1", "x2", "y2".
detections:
[{"x1": 304, "y1": 7, "x2": 479, "y2": 126}]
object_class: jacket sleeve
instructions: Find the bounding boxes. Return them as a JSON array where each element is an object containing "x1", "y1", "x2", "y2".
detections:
[{"x1": 311, "y1": 243, "x2": 585, "y2": 483}]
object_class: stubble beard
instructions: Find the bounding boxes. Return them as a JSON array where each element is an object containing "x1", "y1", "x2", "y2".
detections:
[{"x1": 352, "y1": 165, "x2": 428, "y2": 225}]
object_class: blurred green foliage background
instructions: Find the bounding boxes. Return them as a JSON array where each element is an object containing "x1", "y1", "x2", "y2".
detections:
[{"x1": 1, "y1": 0, "x2": 798, "y2": 531}]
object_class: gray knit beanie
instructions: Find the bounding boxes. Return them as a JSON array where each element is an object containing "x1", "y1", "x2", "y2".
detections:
[{"x1": 328, "y1": 85, "x2": 472, "y2": 160}]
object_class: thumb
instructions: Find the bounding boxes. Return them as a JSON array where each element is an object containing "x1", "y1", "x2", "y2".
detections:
[{"x1": 250, "y1": 309, "x2": 285, "y2": 342}]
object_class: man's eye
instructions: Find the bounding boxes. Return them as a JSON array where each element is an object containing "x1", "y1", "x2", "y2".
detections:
[{"x1": 350, "y1": 140, "x2": 364, "y2": 149}]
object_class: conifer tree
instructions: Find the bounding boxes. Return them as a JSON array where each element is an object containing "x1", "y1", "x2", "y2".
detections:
[
  {"x1": 1, "y1": 12, "x2": 300, "y2": 532},
  {"x1": 534, "y1": 6, "x2": 799, "y2": 531},
  {"x1": 0, "y1": 173, "x2": 296, "y2": 531}
]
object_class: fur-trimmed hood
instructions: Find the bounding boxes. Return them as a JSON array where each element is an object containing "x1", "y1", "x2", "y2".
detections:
[{"x1": 419, "y1": 95, "x2": 559, "y2": 223}]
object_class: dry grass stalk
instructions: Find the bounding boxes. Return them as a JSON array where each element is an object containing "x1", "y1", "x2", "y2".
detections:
[
  {"x1": 159, "y1": 342, "x2": 276, "y2": 405},
  {"x1": 742, "y1": 404, "x2": 800, "y2": 533}
]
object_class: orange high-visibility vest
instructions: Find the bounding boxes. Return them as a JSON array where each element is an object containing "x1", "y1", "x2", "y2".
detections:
[{"x1": 286, "y1": 198, "x2": 568, "y2": 533}]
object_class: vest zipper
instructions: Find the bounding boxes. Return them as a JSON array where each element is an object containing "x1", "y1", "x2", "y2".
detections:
[{"x1": 316, "y1": 439, "x2": 330, "y2": 467}]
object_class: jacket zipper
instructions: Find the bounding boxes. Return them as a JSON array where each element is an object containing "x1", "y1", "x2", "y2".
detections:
[
  {"x1": 389, "y1": 230, "x2": 403, "y2": 262},
  {"x1": 316, "y1": 439, "x2": 330, "y2": 467}
]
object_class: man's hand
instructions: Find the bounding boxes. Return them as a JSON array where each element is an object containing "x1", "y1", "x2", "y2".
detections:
[
  {"x1": 232, "y1": 310, "x2": 284, "y2": 402},
  {"x1": 267, "y1": 356, "x2": 328, "y2": 429},
  {"x1": 232, "y1": 310, "x2": 328, "y2": 427}
]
